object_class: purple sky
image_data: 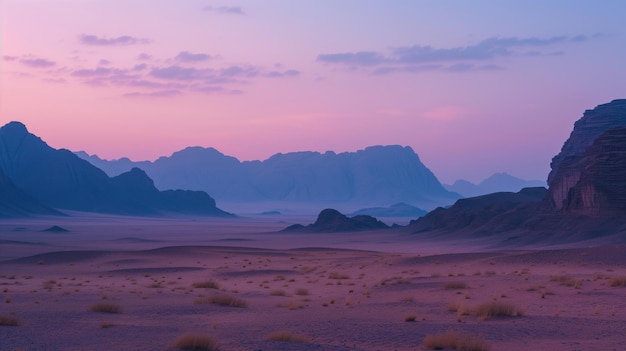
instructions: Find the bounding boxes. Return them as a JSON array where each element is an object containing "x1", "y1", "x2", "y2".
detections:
[{"x1": 2, "y1": 1, "x2": 626, "y2": 183}]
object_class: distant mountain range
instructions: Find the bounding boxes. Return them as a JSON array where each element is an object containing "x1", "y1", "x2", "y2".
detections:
[
  {"x1": 76, "y1": 145, "x2": 460, "y2": 211},
  {"x1": 443, "y1": 173, "x2": 546, "y2": 198},
  {"x1": 0, "y1": 122, "x2": 231, "y2": 217}
]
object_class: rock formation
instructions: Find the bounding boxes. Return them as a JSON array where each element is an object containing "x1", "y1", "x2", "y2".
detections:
[
  {"x1": 444, "y1": 173, "x2": 546, "y2": 198},
  {"x1": 350, "y1": 202, "x2": 427, "y2": 218},
  {"x1": 283, "y1": 208, "x2": 389, "y2": 232},
  {"x1": 546, "y1": 99, "x2": 626, "y2": 210}
]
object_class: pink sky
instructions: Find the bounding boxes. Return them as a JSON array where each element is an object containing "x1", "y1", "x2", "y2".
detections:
[{"x1": 2, "y1": 1, "x2": 626, "y2": 183}]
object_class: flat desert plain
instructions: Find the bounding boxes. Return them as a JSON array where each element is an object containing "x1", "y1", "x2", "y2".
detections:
[{"x1": 1, "y1": 214, "x2": 626, "y2": 350}]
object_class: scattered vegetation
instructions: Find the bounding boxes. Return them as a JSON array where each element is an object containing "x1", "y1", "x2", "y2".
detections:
[
  {"x1": 90, "y1": 303, "x2": 122, "y2": 314},
  {"x1": 609, "y1": 277, "x2": 626, "y2": 287},
  {"x1": 170, "y1": 333, "x2": 219, "y2": 350},
  {"x1": 192, "y1": 280, "x2": 220, "y2": 289},
  {"x1": 444, "y1": 282, "x2": 468, "y2": 289},
  {"x1": 474, "y1": 301, "x2": 523, "y2": 320},
  {"x1": 270, "y1": 289, "x2": 286, "y2": 296},
  {"x1": 0, "y1": 314, "x2": 22, "y2": 326},
  {"x1": 328, "y1": 272, "x2": 350, "y2": 280},
  {"x1": 550, "y1": 275, "x2": 581, "y2": 288},
  {"x1": 295, "y1": 288, "x2": 309, "y2": 296},
  {"x1": 194, "y1": 294, "x2": 248, "y2": 308},
  {"x1": 265, "y1": 331, "x2": 310, "y2": 343},
  {"x1": 423, "y1": 331, "x2": 490, "y2": 351},
  {"x1": 404, "y1": 314, "x2": 417, "y2": 322}
]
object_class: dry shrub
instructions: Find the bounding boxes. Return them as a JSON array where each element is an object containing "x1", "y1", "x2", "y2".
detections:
[
  {"x1": 474, "y1": 301, "x2": 523, "y2": 320},
  {"x1": 328, "y1": 272, "x2": 350, "y2": 280},
  {"x1": 171, "y1": 333, "x2": 219, "y2": 350},
  {"x1": 265, "y1": 331, "x2": 309, "y2": 343},
  {"x1": 610, "y1": 277, "x2": 626, "y2": 287},
  {"x1": 550, "y1": 275, "x2": 581, "y2": 288},
  {"x1": 194, "y1": 294, "x2": 248, "y2": 308},
  {"x1": 295, "y1": 288, "x2": 309, "y2": 296},
  {"x1": 0, "y1": 315, "x2": 22, "y2": 326},
  {"x1": 192, "y1": 280, "x2": 220, "y2": 289},
  {"x1": 278, "y1": 300, "x2": 307, "y2": 310},
  {"x1": 447, "y1": 302, "x2": 470, "y2": 315},
  {"x1": 270, "y1": 289, "x2": 286, "y2": 296},
  {"x1": 90, "y1": 303, "x2": 121, "y2": 314},
  {"x1": 423, "y1": 331, "x2": 490, "y2": 351},
  {"x1": 404, "y1": 314, "x2": 417, "y2": 322},
  {"x1": 444, "y1": 282, "x2": 468, "y2": 289}
]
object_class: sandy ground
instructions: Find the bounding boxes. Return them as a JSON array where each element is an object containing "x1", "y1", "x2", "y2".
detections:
[{"x1": 1, "y1": 214, "x2": 626, "y2": 350}]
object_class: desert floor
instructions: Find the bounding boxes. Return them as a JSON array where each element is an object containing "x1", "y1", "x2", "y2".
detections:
[{"x1": 1, "y1": 214, "x2": 626, "y2": 350}]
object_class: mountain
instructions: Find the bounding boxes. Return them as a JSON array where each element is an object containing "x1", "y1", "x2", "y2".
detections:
[
  {"x1": 0, "y1": 122, "x2": 231, "y2": 217},
  {"x1": 408, "y1": 100, "x2": 626, "y2": 244},
  {"x1": 546, "y1": 99, "x2": 626, "y2": 210},
  {"x1": 0, "y1": 168, "x2": 61, "y2": 218},
  {"x1": 283, "y1": 208, "x2": 389, "y2": 232},
  {"x1": 77, "y1": 145, "x2": 459, "y2": 210},
  {"x1": 350, "y1": 202, "x2": 427, "y2": 218},
  {"x1": 444, "y1": 173, "x2": 546, "y2": 198}
]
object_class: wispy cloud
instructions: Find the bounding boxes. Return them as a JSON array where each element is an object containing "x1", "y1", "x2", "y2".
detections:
[
  {"x1": 137, "y1": 53, "x2": 152, "y2": 61},
  {"x1": 317, "y1": 35, "x2": 595, "y2": 74},
  {"x1": 202, "y1": 6, "x2": 245, "y2": 15},
  {"x1": 20, "y1": 57, "x2": 56, "y2": 68},
  {"x1": 174, "y1": 51, "x2": 211, "y2": 63},
  {"x1": 123, "y1": 90, "x2": 182, "y2": 98},
  {"x1": 79, "y1": 34, "x2": 151, "y2": 46}
]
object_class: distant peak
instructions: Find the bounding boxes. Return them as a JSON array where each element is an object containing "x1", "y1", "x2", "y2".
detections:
[{"x1": 1, "y1": 121, "x2": 29, "y2": 133}]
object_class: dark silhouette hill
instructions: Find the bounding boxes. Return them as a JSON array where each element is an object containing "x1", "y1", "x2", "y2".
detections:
[
  {"x1": 408, "y1": 100, "x2": 626, "y2": 244},
  {"x1": 283, "y1": 208, "x2": 389, "y2": 232},
  {"x1": 77, "y1": 145, "x2": 459, "y2": 210},
  {"x1": 444, "y1": 173, "x2": 546, "y2": 198},
  {"x1": 0, "y1": 168, "x2": 61, "y2": 218},
  {"x1": 0, "y1": 122, "x2": 231, "y2": 217}
]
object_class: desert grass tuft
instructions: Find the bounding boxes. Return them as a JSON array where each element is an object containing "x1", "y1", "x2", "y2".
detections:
[
  {"x1": 265, "y1": 331, "x2": 310, "y2": 343},
  {"x1": 609, "y1": 277, "x2": 626, "y2": 287},
  {"x1": 295, "y1": 288, "x2": 309, "y2": 296},
  {"x1": 270, "y1": 289, "x2": 286, "y2": 296},
  {"x1": 194, "y1": 294, "x2": 248, "y2": 308},
  {"x1": 90, "y1": 303, "x2": 121, "y2": 314},
  {"x1": 170, "y1": 333, "x2": 219, "y2": 350},
  {"x1": 404, "y1": 314, "x2": 417, "y2": 322},
  {"x1": 423, "y1": 331, "x2": 490, "y2": 351},
  {"x1": 474, "y1": 301, "x2": 523, "y2": 320},
  {"x1": 192, "y1": 280, "x2": 220, "y2": 289},
  {"x1": 328, "y1": 272, "x2": 350, "y2": 280},
  {"x1": 0, "y1": 314, "x2": 22, "y2": 326}
]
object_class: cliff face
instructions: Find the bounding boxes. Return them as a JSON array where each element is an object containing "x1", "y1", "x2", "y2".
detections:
[
  {"x1": 547, "y1": 99, "x2": 626, "y2": 209},
  {"x1": 561, "y1": 127, "x2": 626, "y2": 216}
]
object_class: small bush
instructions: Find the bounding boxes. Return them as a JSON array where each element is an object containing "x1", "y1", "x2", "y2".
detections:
[
  {"x1": 194, "y1": 294, "x2": 248, "y2": 308},
  {"x1": 265, "y1": 331, "x2": 309, "y2": 343},
  {"x1": 90, "y1": 303, "x2": 121, "y2": 314},
  {"x1": 270, "y1": 289, "x2": 286, "y2": 296},
  {"x1": 0, "y1": 315, "x2": 22, "y2": 326},
  {"x1": 328, "y1": 272, "x2": 350, "y2": 280},
  {"x1": 550, "y1": 275, "x2": 581, "y2": 288},
  {"x1": 610, "y1": 277, "x2": 626, "y2": 287},
  {"x1": 404, "y1": 314, "x2": 417, "y2": 322},
  {"x1": 295, "y1": 288, "x2": 309, "y2": 296},
  {"x1": 192, "y1": 280, "x2": 220, "y2": 289},
  {"x1": 423, "y1": 331, "x2": 490, "y2": 351},
  {"x1": 474, "y1": 301, "x2": 523, "y2": 320},
  {"x1": 444, "y1": 282, "x2": 468, "y2": 289},
  {"x1": 171, "y1": 333, "x2": 219, "y2": 350}
]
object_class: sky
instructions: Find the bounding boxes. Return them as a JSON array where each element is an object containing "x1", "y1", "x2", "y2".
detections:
[{"x1": 1, "y1": 1, "x2": 626, "y2": 184}]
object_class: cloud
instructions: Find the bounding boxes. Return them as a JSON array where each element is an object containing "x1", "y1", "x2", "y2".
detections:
[
  {"x1": 266, "y1": 69, "x2": 300, "y2": 78},
  {"x1": 79, "y1": 34, "x2": 150, "y2": 46},
  {"x1": 98, "y1": 59, "x2": 111, "y2": 65},
  {"x1": 316, "y1": 52, "x2": 386, "y2": 66},
  {"x1": 19, "y1": 57, "x2": 56, "y2": 68},
  {"x1": 175, "y1": 51, "x2": 211, "y2": 63},
  {"x1": 137, "y1": 53, "x2": 152, "y2": 61},
  {"x1": 202, "y1": 6, "x2": 245, "y2": 15},
  {"x1": 123, "y1": 90, "x2": 182, "y2": 98},
  {"x1": 132, "y1": 63, "x2": 147, "y2": 71},
  {"x1": 318, "y1": 35, "x2": 593, "y2": 74},
  {"x1": 3, "y1": 55, "x2": 18, "y2": 61}
]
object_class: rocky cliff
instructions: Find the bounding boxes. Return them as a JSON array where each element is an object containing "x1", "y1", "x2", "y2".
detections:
[
  {"x1": 561, "y1": 127, "x2": 626, "y2": 216},
  {"x1": 547, "y1": 99, "x2": 626, "y2": 209}
]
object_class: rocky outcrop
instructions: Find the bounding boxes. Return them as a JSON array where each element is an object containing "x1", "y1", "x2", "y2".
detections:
[
  {"x1": 0, "y1": 122, "x2": 231, "y2": 217},
  {"x1": 561, "y1": 127, "x2": 626, "y2": 216},
  {"x1": 350, "y1": 202, "x2": 427, "y2": 218},
  {"x1": 283, "y1": 208, "x2": 389, "y2": 232},
  {"x1": 547, "y1": 99, "x2": 626, "y2": 209}
]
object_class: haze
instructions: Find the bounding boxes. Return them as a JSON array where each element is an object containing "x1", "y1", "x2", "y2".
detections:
[{"x1": 2, "y1": 1, "x2": 626, "y2": 183}]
